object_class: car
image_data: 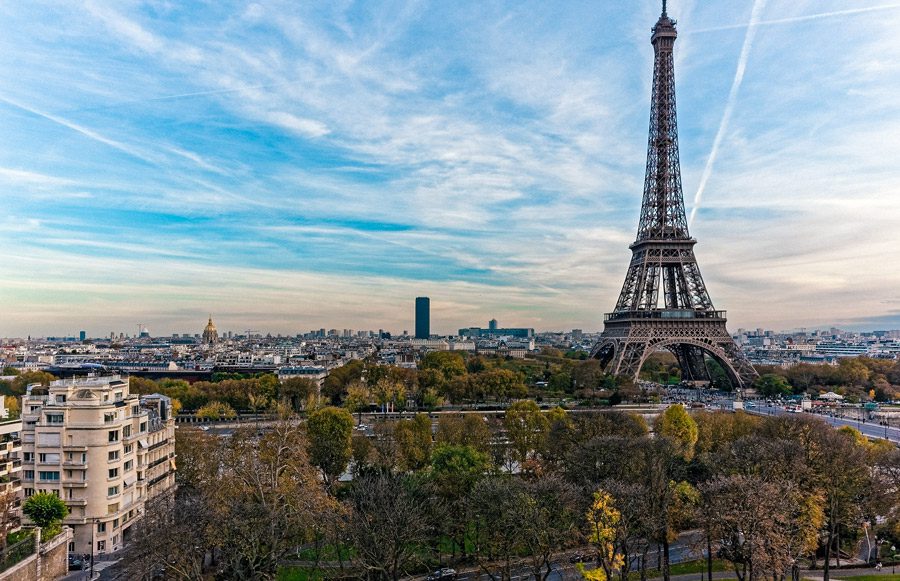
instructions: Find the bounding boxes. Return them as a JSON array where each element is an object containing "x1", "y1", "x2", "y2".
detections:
[
  {"x1": 426, "y1": 568, "x2": 457, "y2": 580},
  {"x1": 744, "y1": 401, "x2": 756, "y2": 408},
  {"x1": 355, "y1": 424, "x2": 368, "y2": 431},
  {"x1": 68, "y1": 555, "x2": 86, "y2": 571},
  {"x1": 199, "y1": 425, "x2": 210, "y2": 431}
]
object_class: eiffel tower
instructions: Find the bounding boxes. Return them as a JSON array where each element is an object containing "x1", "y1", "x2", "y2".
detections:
[{"x1": 591, "y1": 1, "x2": 757, "y2": 388}]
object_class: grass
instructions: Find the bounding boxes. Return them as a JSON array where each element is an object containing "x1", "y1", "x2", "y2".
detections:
[
  {"x1": 832, "y1": 576, "x2": 900, "y2": 581},
  {"x1": 276, "y1": 567, "x2": 323, "y2": 581},
  {"x1": 626, "y1": 559, "x2": 729, "y2": 580}
]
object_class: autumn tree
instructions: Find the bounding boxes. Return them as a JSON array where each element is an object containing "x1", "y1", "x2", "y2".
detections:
[
  {"x1": 584, "y1": 490, "x2": 626, "y2": 581},
  {"x1": 655, "y1": 404, "x2": 698, "y2": 461},
  {"x1": 279, "y1": 377, "x2": 318, "y2": 411},
  {"x1": 436, "y1": 413, "x2": 492, "y2": 455}
]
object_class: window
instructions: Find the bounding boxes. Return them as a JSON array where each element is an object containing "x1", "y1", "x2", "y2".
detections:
[
  {"x1": 108, "y1": 468, "x2": 118, "y2": 479},
  {"x1": 112, "y1": 518, "x2": 119, "y2": 529},
  {"x1": 123, "y1": 425, "x2": 132, "y2": 438},
  {"x1": 123, "y1": 444, "x2": 133, "y2": 454},
  {"x1": 68, "y1": 542, "x2": 75, "y2": 552},
  {"x1": 104, "y1": 412, "x2": 116, "y2": 423},
  {"x1": 108, "y1": 430, "x2": 119, "y2": 442},
  {"x1": 38, "y1": 471, "x2": 60, "y2": 481},
  {"x1": 23, "y1": 452, "x2": 33, "y2": 462},
  {"x1": 114, "y1": 391, "x2": 123, "y2": 401},
  {"x1": 29, "y1": 406, "x2": 40, "y2": 413},
  {"x1": 123, "y1": 460, "x2": 133, "y2": 472},
  {"x1": 23, "y1": 470, "x2": 34, "y2": 480},
  {"x1": 45, "y1": 414, "x2": 63, "y2": 424},
  {"x1": 97, "y1": 540, "x2": 105, "y2": 552},
  {"x1": 38, "y1": 453, "x2": 60, "y2": 464},
  {"x1": 108, "y1": 451, "x2": 119, "y2": 461},
  {"x1": 131, "y1": 405, "x2": 140, "y2": 416},
  {"x1": 24, "y1": 488, "x2": 34, "y2": 497},
  {"x1": 97, "y1": 522, "x2": 106, "y2": 533},
  {"x1": 139, "y1": 422, "x2": 147, "y2": 433},
  {"x1": 107, "y1": 503, "x2": 118, "y2": 514},
  {"x1": 107, "y1": 486, "x2": 119, "y2": 496},
  {"x1": 56, "y1": 395, "x2": 66, "y2": 404}
]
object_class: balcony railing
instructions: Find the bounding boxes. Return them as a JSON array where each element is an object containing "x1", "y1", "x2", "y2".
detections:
[{"x1": 604, "y1": 309, "x2": 727, "y2": 322}]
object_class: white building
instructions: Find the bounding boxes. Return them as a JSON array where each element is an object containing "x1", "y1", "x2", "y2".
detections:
[{"x1": 20, "y1": 375, "x2": 176, "y2": 555}]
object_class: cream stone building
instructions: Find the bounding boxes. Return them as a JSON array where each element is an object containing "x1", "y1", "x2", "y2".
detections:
[{"x1": 20, "y1": 375, "x2": 175, "y2": 555}]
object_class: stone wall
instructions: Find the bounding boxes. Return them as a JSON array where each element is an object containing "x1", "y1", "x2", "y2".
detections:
[{"x1": 0, "y1": 527, "x2": 72, "y2": 581}]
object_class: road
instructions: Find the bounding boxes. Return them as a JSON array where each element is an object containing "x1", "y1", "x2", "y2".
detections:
[{"x1": 748, "y1": 404, "x2": 900, "y2": 444}]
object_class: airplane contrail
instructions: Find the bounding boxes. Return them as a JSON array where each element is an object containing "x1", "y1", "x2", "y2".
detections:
[
  {"x1": 688, "y1": 0, "x2": 768, "y2": 228},
  {"x1": 692, "y1": 3, "x2": 900, "y2": 34},
  {"x1": 0, "y1": 94, "x2": 158, "y2": 166}
]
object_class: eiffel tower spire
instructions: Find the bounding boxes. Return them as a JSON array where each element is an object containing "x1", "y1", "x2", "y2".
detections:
[{"x1": 591, "y1": 3, "x2": 757, "y2": 389}]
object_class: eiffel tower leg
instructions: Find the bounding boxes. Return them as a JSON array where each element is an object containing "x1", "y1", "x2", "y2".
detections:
[{"x1": 670, "y1": 344, "x2": 710, "y2": 382}]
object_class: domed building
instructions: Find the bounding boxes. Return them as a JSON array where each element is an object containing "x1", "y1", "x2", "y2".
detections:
[{"x1": 202, "y1": 315, "x2": 219, "y2": 344}]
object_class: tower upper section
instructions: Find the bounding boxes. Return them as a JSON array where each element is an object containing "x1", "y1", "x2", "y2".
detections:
[{"x1": 635, "y1": 4, "x2": 690, "y2": 244}]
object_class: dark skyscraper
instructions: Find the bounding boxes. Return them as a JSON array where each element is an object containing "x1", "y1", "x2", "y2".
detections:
[{"x1": 415, "y1": 297, "x2": 430, "y2": 339}]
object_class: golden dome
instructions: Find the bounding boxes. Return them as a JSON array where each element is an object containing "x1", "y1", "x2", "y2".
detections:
[{"x1": 202, "y1": 315, "x2": 218, "y2": 344}]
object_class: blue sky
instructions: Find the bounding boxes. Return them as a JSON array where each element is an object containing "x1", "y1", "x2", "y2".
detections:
[{"x1": 1, "y1": 0, "x2": 899, "y2": 337}]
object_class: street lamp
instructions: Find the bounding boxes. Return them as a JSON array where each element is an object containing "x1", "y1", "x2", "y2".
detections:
[{"x1": 892, "y1": 546, "x2": 896, "y2": 574}]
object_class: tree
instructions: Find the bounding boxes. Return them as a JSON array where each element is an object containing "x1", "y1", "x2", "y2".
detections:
[
  {"x1": 471, "y1": 369, "x2": 527, "y2": 402},
  {"x1": 429, "y1": 444, "x2": 490, "y2": 559},
  {"x1": 518, "y1": 475, "x2": 582, "y2": 581},
  {"x1": 280, "y1": 377, "x2": 318, "y2": 411},
  {"x1": 585, "y1": 490, "x2": 626, "y2": 581},
  {"x1": 195, "y1": 400, "x2": 237, "y2": 420},
  {"x1": 436, "y1": 414, "x2": 492, "y2": 455},
  {"x1": 307, "y1": 406, "x2": 354, "y2": 491},
  {"x1": 345, "y1": 382, "x2": 371, "y2": 424},
  {"x1": 421, "y1": 352, "x2": 467, "y2": 381},
  {"x1": 394, "y1": 413, "x2": 433, "y2": 472},
  {"x1": 655, "y1": 404, "x2": 698, "y2": 461},
  {"x1": 702, "y1": 475, "x2": 821, "y2": 581},
  {"x1": 348, "y1": 471, "x2": 435, "y2": 580},
  {"x1": 23, "y1": 492, "x2": 68, "y2": 539},
  {"x1": 752, "y1": 373, "x2": 791, "y2": 397},
  {"x1": 471, "y1": 476, "x2": 527, "y2": 580},
  {"x1": 504, "y1": 400, "x2": 549, "y2": 466}
]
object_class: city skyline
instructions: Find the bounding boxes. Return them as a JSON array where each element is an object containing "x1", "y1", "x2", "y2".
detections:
[{"x1": 2, "y1": 1, "x2": 900, "y2": 336}]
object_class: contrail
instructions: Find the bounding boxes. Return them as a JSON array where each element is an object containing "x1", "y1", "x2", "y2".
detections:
[
  {"x1": 688, "y1": 0, "x2": 768, "y2": 228},
  {"x1": 0, "y1": 95, "x2": 158, "y2": 166},
  {"x1": 692, "y1": 3, "x2": 900, "y2": 34}
]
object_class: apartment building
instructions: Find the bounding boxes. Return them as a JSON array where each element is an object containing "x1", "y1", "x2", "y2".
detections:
[
  {"x1": 0, "y1": 395, "x2": 23, "y2": 531},
  {"x1": 20, "y1": 375, "x2": 175, "y2": 555}
]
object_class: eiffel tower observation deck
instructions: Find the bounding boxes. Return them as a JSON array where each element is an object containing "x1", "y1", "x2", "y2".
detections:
[{"x1": 591, "y1": 1, "x2": 757, "y2": 388}]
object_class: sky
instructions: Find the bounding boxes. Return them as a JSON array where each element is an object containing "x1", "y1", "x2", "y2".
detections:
[{"x1": 1, "y1": 0, "x2": 900, "y2": 338}]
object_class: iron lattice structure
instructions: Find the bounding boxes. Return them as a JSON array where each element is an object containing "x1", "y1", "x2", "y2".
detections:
[{"x1": 591, "y1": 4, "x2": 757, "y2": 388}]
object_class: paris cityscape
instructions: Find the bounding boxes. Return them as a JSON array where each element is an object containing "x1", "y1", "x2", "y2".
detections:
[{"x1": 1, "y1": 2, "x2": 900, "y2": 581}]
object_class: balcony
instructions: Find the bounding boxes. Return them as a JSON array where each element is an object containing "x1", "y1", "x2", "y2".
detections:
[
  {"x1": 64, "y1": 498, "x2": 88, "y2": 506},
  {"x1": 62, "y1": 444, "x2": 88, "y2": 452},
  {"x1": 63, "y1": 460, "x2": 87, "y2": 468},
  {"x1": 62, "y1": 481, "x2": 87, "y2": 488}
]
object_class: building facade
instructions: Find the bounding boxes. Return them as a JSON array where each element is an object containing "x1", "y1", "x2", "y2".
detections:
[
  {"x1": 0, "y1": 398, "x2": 23, "y2": 532},
  {"x1": 20, "y1": 376, "x2": 175, "y2": 555}
]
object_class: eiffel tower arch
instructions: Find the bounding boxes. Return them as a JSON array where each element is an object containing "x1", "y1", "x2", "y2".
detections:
[{"x1": 591, "y1": 2, "x2": 757, "y2": 389}]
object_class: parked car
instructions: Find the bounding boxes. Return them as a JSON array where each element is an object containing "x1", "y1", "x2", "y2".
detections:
[
  {"x1": 426, "y1": 568, "x2": 457, "y2": 580},
  {"x1": 68, "y1": 555, "x2": 86, "y2": 571}
]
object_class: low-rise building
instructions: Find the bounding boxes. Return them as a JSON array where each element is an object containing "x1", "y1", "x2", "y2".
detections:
[{"x1": 20, "y1": 375, "x2": 175, "y2": 556}]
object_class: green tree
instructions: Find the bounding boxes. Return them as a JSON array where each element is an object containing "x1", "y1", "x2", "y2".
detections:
[
  {"x1": 10, "y1": 371, "x2": 56, "y2": 395},
  {"x1": 753, "y1": 373, "x2": 791, "y2": 397},
  {"x1": 394, "y1": 413, "x2": 433, "y2": 472},
  {"x1": 306, "y1": 406, "x2": 353, "y2": 490},
  {"x1": 472, "y1": 369, "x2": 527, "y2": 402},
  {"x1": 655, "y1": 404, "x2": 699, "y2": 461},
  {"x1": 23, "y1": 492, "x2": 68, "y2": 538},
  {"x1": 436, "y1": 414, "x2": 493, "y2": 455}
]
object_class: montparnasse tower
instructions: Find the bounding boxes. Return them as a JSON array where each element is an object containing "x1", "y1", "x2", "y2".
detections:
[{"x1": 202, "y1": 315, "x2": 219, "y2": 345}]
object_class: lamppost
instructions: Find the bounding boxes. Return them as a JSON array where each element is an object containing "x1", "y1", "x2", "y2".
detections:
[{"x1": 892, "y1": 546, "x2": 896, "y2": 574}]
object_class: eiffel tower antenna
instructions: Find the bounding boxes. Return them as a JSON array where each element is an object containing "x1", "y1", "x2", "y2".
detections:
[{"x1": 591, "y1": 6, "x2": 757, "y2": 389}]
